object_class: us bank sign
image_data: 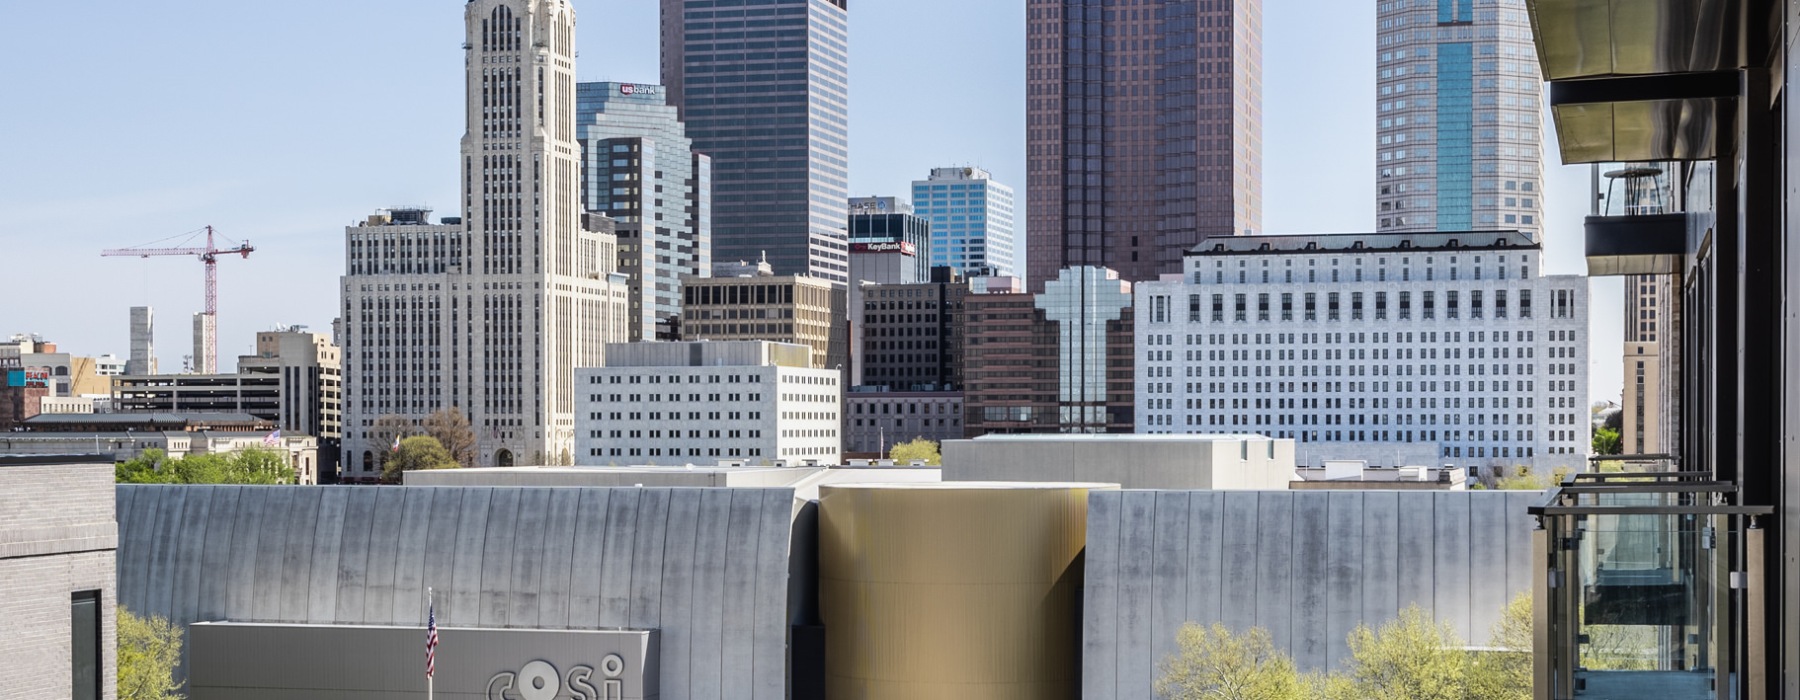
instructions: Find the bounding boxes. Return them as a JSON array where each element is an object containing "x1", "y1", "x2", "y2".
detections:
[{"x1": 489, "y1": 657, "x2": 628, "y2": 700}]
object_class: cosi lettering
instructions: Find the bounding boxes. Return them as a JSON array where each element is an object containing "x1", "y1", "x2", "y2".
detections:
[{"x1": 487, "y1": 656, "x2": 625, "y2": 700}]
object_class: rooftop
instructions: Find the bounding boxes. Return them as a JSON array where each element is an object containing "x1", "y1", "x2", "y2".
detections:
[
  {"x1": 1185, "y1": 230, "x2": 1539, "y2": 256},
  {"x1": 22, "y1": 412, "x2": 264, "y2": 427},
  {"x1": 967, "y1": 433, "x2": 1277, "y2": 443}
]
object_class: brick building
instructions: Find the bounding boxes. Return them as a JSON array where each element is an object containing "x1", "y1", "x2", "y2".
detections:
[{"x1": 963, "y1": 267, "x2": 1135, "y2": 436}]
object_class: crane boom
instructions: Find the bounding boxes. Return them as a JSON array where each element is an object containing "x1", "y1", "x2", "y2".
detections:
[{"x1": 101, "y1": 226, "x2": 255, "y2": 373}]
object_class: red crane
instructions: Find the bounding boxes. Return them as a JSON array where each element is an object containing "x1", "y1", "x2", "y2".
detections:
[{"x1": 102, "y1": 226, "x2": 255, "y2": 373}]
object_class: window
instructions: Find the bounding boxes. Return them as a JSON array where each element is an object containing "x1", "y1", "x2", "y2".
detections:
[
  {"x1": 1447, "y1": 291, "x2": 1459, "y2": 319},
  {"x1": 1351, "y1": 292, "x2": 1364, "y2": 320},
  {"x1": 1235, "y1": 294, "x2": 1247, "y2": 322},
  {"x1": 1257, "y1": 293, "x2": 1270, "y2": 321},
  {"x1": 72, "y1": 591, "x2": 100, "y2": 700},
  {"x1": 1328, "y1": 293, "x2": 1341, "y2": 321},
  {"x1": 1211, "y1": 294, "x2": 1225, "y2": 323},
  {"x1": 1281, "y1": 293, "x2": 1294, "y2": 321},
  {"x1": 1304, "y1": 293, "x2": 1317, "y2": 321}
]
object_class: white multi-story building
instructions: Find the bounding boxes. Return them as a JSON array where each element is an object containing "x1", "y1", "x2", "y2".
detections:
[
  {"x1": 1375, "y1": 0, "x2": 1543, "y2": 238},
  {"x1": 1133, "y1": 231, "x2": 1590, "y2": 475},
  {"x1": 576, "y1": 341, "x2": 840, "y2": 466},
  {"x1": 339, "y1": 0, "x2": 631, "y2": 475},
  {"x1": 912, "y1": 167, "x2": 1018, "y2": 280}
]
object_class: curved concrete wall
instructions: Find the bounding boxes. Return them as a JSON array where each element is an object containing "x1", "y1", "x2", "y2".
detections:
[
  {"x1": 819, "y1": 482, "x2": 1117, "y2": 700},
  {"x1": 1083, "y1": 489, "x2": 1540, "y2": 699},
  {"x1": 117, "y1": 484, "x2": 794, "y2": 700}
]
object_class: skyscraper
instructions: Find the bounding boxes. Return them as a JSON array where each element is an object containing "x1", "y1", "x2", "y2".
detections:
[
  {"x1": 911, "y1": 167, "x2": 1018, "y2": 280},
  {"x1": 576, "y1": 81, "x2": 713, "y2": 341},
  {"x1": 127, "y1": 306, "x2": 156, "y2": 375},
  {"x1": 1374, "y1": 0, "x2": 1542, "y2": 238},
  {"x1": 1025, "y1": 0, "x2": 1263, "y2": 289},
  {"x1": 661, "y1": 0, "x2": 851, "y2": 284},
  {"x1": 338, "y1": 0, "x2": 630, "y2": 475}
]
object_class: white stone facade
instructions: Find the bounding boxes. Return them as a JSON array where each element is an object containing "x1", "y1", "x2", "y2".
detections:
[
  {"x1": 575, "y1": 341, "x2": 840, "y2": 466},
  {"x1": 1133, "y1": 232, "x2": 1590, "y2": 475},
  {"x1": 339, "y1": 0, "x2": 631, "y2": 475}
]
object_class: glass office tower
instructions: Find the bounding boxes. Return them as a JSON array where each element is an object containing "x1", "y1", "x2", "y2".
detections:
[
  {"x1": 661, "y1": 0, "x2": 851, "y2": 285},
  {"x1": 911, "y1": 167, "x2": 1018, "y2": 281},
  {"x1": 1025, "y1": 0, "x2": 1263, "y2": 290},
  {"x1": 1374, "y1": 0, "x2": 1542, "y2": 238},
  {"x1": 576, "y1": 81, "x2": 712, "y2": 341}
]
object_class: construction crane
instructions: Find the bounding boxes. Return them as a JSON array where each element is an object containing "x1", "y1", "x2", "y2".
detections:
[{"x1": 102, "y1": 226, "x2": 254, "y2": 374}]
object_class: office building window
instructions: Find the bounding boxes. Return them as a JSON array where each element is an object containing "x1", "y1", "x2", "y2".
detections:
[{"x1": 72, "y1": 590, "x2": 100, "y2": 700}]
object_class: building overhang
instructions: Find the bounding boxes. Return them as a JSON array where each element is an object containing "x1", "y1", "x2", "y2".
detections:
[
  {"x1": 1526, "y1": 0, "x2": 1777, "y2": 164},
  {"x1": 1586, "y1": 213, "x2": 1689, "y2": 275}
]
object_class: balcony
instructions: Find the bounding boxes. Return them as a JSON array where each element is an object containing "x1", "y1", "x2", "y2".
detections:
[
  {"x1": 1585, "y1": 162, "x2": 1687, "y2": 277},
  {"x1": 1530, "y1": 470, "x2": 1770, "y2": 699}
]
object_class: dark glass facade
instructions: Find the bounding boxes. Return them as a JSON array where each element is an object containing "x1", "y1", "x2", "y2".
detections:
[{"x1": 1026, "y1": 0, "x2": 1262, "y2": 290}]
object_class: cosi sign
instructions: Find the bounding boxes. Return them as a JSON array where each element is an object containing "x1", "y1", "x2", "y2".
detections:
[{"x1": 488, "y1": 656, "x2": 627, "y2": 700}]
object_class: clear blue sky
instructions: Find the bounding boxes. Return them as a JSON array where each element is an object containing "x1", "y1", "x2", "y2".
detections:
[{"x1": 0, "y1": 0, "x2": 1619, "y2": 401}]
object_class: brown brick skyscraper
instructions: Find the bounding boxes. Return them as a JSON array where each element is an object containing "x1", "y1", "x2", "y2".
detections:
[{"x1": 1025, "y1": 0, "x2": 1263, "y2": 290}]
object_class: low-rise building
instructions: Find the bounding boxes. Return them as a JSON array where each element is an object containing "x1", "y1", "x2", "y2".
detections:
[
  {"x1": 681, "y1": 261, "x2": 847, "y2": 371},
  {"x1": 576, "y1": 341, "x2": 841, "y2": 466},
  {"x1": 943, "y1": 433, "x2": 1294, "y2": 490},
  {"x1": 0, "y1": 455, "x2": 117, "y2": 699},
  {"x1": 844, "y1": 390, "x2": 963, "y2": 456},
  {"x1": 10, "y1": 413, "x2": 320, "y2": 484}
]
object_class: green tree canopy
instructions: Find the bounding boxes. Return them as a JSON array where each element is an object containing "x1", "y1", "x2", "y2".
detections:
[
  {"x1": 383, "y1": 435, "x2": 459, "y2": 483},
  {"x1": 423, "y1": 407, "x2": 477, "y2": 468},
  {"x1": 1592, "y1": 426, "x2": 1623, "y2": 455},
  {"x1": 1329, "y1": 606, "x2": 1472, "y2": 700},
  {"x1": 1155, "y1": 623, "x2": 1306, "y2": 700},
  {"x1": 887, "y1": 438, "x2": 941, "y2": 465},
  {"x1": 118, "y1": 608, "x2": 183, "y2": 700},
  {"x1": 116, "y1": 448, "x2": 295, "y2": 485}
]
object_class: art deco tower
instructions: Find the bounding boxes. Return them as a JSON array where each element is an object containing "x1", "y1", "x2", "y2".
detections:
[{"x1": 339, "y1": 0, "x2": 629, "y2": 476}]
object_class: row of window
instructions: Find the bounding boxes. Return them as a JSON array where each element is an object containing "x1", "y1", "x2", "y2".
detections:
[{"x1": 1147, "y1": 289, "x2": 1576, "y2": 324}]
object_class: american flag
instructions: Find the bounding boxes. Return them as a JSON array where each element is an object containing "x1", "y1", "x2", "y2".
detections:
[
  {"x1": 261, "y1": 429, "x2": 281, "y2": 447},
  {"x1": 425, "y1": 602, "x2": 438, "y2": 678}
]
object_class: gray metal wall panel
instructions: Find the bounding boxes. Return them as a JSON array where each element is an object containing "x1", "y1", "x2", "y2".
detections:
[
  {"x1": 1184, "y1": 491, "x2": 1224, "y2": 631},
  {"x1": 171, "y1": 486, "x2": 214, "y2": 632},
  {"x1": 1360, "y1": 492, "x2": 1401, "y2": 626},
  {"x1": 333, "y1": 488, "x2": 378, "y2": 624},
  {"x1": 419, "y1": 488, "x2": 463, "y2": 623},
  {"x1": 1082, "y1": 490, "x2": 1122, "y2": 700},
  {"x1": 1115, "y1": 490, "x2": 1158, "y2": 700},
  {"x1": 1503, "y1": 491, "x2": 1536, "y2": 618},
  {"x1": 354, "y1": 489, "x2": 400, "y2": 625},
  {"x1": 1324, "y1": 492, "x2": 1365, "y2": 670},
  {"x1": 1394, "y1": 492, "x2": 1437, "y2": 616},
  {"x1": 226, "y1": 487, "x2": 267, "y2": 622},
  {"x1": 1147, "y1": 491, "x2": 1191, "y2": 700},
  {"x1": 306, "y1": 489, "x2": 347, "y2": 623},
  {"x1": 1253, "y1": 493, "x2": 1294, "y2": 654},
  {"x1": 388, "y1": 488, "x2": 434, "y2": 626},
  {"x1": 719, "y1": 490, "x2": 762, "y2": 696},
  {"x1": 629, "y1": 489, "x2": 673, "y2": 631},
  {"x1": 567, "y1": 488, "x2": 613, "y2": 629},
  {"x1": 477, "y1": 488, "x2": 520, "y2": 627},
  {"x1": 688, "y1": 488, "x2": 732, "y2": 700},
  {"x1": 536, "y1": 488, "x2": 582, "y2": 629},
  {"x1": 251, "y1": 488, "x2": 297, "y2": 621},
  {"x1": 148, "y1": 487, "x2": 188, "y2": 620},
  {"x1": 445, "y1": 487, "x2": 491, "y2": 626},
  {"x1": 1289, "y1": 491, "x2": 1330, "y2": 671},
  {"x1": 115, "y1": 486, "x2": 149, "y2": 614},
  {"x1": 658, "y1": 489, "x2": 703, "y2": 700},
  {"x1": 507, "y1": 488, "x2": 552, "y2": 629},
  {"x1": 1467, "y1": 492, "x2": 1509, "y2": 644},
  {"x1": 198, "y1": 486, "x2": 243, "y2": 623},
  {"x1": 597, "y1": 488, "x2": 642, "y2": 629},
  {"x1": 1218, "y1": 492, "x2": 1261, "y2": 633},
  {"x1": 1432, "y1": 491, "x2": 1474, "y2": 642},
  {"x1": 278, "y1": 489, "x2": 321, "y2": 623},
  {"x1": 750, "y1": 489, "x2": 792, "y2": 700}
]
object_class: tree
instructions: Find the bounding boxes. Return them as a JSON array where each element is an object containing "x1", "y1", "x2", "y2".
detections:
[
  {"x1": 368, "y1": 414, "x2": 418, "y2": 472},
  {"x1": 114, "y1": 448, "x2": 294, "y2": 485},
  {"x1": 118, "y1": 608, "x2": 183, "y2": 700},
  {"x1": 887, "y1": 438, "x2": 941, "y2": 465},
  {"x1": 1329, "y1": 605, "x2": 1471, "y2": 700},
  {"x1": 422, "y1": 407, "x2": 477, "y2": 468},
  {"x1": 383, "y1": 435, "x2": 459, "y2": 483},
  {"x1": 1467, "y1": 594, "x2": 1532, "y2": 700},
  {"x1": 1592, "y1": 426, "x2": 1623, "y2": 455},
  {"x1": 224, "y1": 447, "x2": 297, "y2": 485},
  {"x1": 1154, "y1": 623, "x2": 1306, "y2": 700}
]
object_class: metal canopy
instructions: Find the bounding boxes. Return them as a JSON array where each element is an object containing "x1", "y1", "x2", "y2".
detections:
[
  {"x1": 1525, "y1": 0, "x2": 1763, "y2": 164},
  {"x1": 1585, "y1": 212, "x2": 1689, "y2": 275}
]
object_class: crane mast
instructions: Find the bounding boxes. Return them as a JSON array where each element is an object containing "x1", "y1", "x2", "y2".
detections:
[{"x1": 101, "y1": 226, "x2": 254, "y2": 374}]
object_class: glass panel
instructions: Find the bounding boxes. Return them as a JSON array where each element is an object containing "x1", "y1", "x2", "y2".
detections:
[{"x1": 71, "y1": 591, "x2": 100, "y2": 700}]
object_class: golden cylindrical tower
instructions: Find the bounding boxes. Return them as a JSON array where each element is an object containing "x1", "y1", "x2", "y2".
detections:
[{"x1": 818, "y1": 482, "x2": 1116, "y2": 699}]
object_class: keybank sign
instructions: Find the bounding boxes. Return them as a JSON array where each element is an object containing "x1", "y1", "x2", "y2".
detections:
[{"x1": 489, "y1": 657, "x2": 628, "y2": 700}]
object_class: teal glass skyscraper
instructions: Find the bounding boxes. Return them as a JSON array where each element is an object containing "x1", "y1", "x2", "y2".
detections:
[
  {"x1": 576, "y1": 81, "x2": 712, "y2": 341},
  {"x1": 661, "y1": 0, "x2": 850, "y2": 285},
  {"x1": 1375, "y1": 0, "x2": 1542, "y2": 238},
  {"x1": 911, "y1": 167, "x2": 1018, "y2": 281}
]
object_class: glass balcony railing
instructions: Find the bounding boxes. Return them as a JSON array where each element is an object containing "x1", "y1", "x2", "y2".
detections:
[{"x1": 1530, "y1": 470, "x2": 1770, "y2": 700}]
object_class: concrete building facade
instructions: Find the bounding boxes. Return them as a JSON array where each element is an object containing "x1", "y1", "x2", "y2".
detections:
[
  {"x1": 844, "y1": 390, "x2": 963, "y2": 456},
  {"x1": 964, "y1": 266, "x2": 1135, "y2": 436},
  {"x1": 576, "y1": 80, "x2": 713, "y2": 342},
  {"x1": 944, "y1": 433, "x2": 1295, "y2": 490},
  {"x1": 127, "y1": 306, "x2": 156, "y2": 375},
  {"x1": 910, "y1": 167, "x2": 1017, "y2": 280},
  {"x1": 1374, "y1": 0, "x2": 1542, "y2": 238},
  {"x1": 662, "y1": 0, "x2": 851, "y2": 284},
  {"x1": 1026, "y1": 0, "x2": 1263, "y2": 287},
  {"x1": 857, "y1": 273, "x2": 967, "y2": 392},
  {"x1": 1132, "y1": 231, "x2": 1590, "y2": 474},
  {"x1": 340, "y1": 0, "x2": 633, "y2": 475},
  {"x1": 680, "y1": 267, "x2": 847, "y2": 372},
  {"x1": 0, "y1": 455, "x2": 117, "y2": 700},
  {"x1": 576, "y1": 341, "x2": 841, "y2": 466}
]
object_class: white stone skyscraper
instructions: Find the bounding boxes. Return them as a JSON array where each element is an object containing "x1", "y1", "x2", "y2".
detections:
[
  {"x1": 1375, "y1": 0, "x2": 1543, "y2": 239},
  {"x1": 339, "y1": 0, "x2": 629, "y2": 477}
]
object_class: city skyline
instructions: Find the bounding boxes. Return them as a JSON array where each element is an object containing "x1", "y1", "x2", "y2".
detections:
[{"x1": 0, "y1": 0, "x2": 1619, "y2": 400}]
